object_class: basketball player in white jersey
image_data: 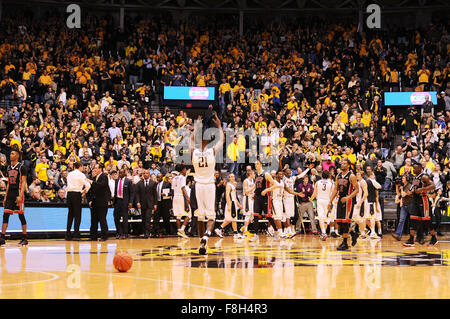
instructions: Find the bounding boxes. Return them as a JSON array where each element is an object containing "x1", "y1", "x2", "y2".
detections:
[
  {"x1": 190, "y1": 111, "x2": 224, "y2": 255},
  {"x1": 283, "y1": 167, "x2": 309, "y2": 238},
  {"x1": 172, "y1": 164, "x2": 191, "y2": 239},
  {"x1": 326, "y1": 168, "x2": 339, "y2": 238},
  {"x1": 263, "y1": 171, "x2": 284, "y2": 239},
  {"x1": 215, "y1": 173, "x2": 243, "y2": 238},
  {"x1": 309, "y1": 170, "x2": 334, "y2": 241},
  {"x1": 365, "y1": 166, "x2": 383, "y2": 239},
  {"x1": 241, "y1": 170, "x2": 256, "y2": 238},
  {"x1": 262, "y1": 171, "x2": 300, "y2": 239},
  {"x1": 352, "y1": 171, "x2": 368, "y2": 242}
]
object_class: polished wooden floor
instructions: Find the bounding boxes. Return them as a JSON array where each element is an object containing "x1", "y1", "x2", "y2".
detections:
[{"x1": 0, "y1": 234, "x2": 449, "y2": 299}]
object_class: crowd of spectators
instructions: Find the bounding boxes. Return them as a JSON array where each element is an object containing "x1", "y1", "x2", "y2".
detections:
[{"x1": 0, "y1": 10, "x2": 448, "y2": 227}]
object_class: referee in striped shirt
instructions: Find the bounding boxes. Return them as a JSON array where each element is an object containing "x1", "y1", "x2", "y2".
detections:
[{"x1": 66, "y1": 162, "x2": 91, "y2": 241}]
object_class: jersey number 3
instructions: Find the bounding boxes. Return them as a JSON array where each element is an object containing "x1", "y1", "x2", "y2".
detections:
[
  {"x1": 322, "y1": 184, "x2": 327, "y2": 191},
  {"x1": 198, "y1": 156, "x2": 208, "y2": 168}
]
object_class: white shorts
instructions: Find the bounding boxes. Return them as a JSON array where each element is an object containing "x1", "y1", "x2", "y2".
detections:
[
  {"x1": 283, "y1": 197, "x2": 295, "y2": 219},
  {"x1": 365, "y1": 202, "x2": 381, "y2": 221},
  {"x1": 242, "y1": 195, "x2": 254, "y2": 216},
  {"x1": 272, "y1": 199, "x2": 284, "y2": 221},
  {"x1": 195, "y1": 210, "x2": 205, "y2": 222},
  {"x1": 224, "y1": 202, "x2": 238, "y2": 221},
  {"x1": 352, "y1": 201, "x2": 367, "y2": 223},
  {"x1": 317, "y1": 199, "x2": 330, "y2": 221},
  {"x1": 173, "y1": 195, "x2": 190, "y2": 218},
  {"x1": 195, "y1": 183, "x2": 216, "y2": 220}
]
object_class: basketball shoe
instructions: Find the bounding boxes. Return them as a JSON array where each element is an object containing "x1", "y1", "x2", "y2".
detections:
[
  {"x1": 214, "y1": 228, "x2": 224, "y2": 238},
  {"x1": 199, "y1": 236, "x2": 208, "y2": 255},
  {"x1": 427, "y1": 235, "x2": 438, "y2": 246},
  {"x1": 177, "y1": 229, "x2": 189, "y2": 239},
  {"x1": 402, "y1": 236, "x2": 415, "y2": 247},
  {"x1": 337, "y1": 239, "x2": 349, "y2": 251},
  {"x1": 243, "y1": 230, "x2": 254, "y2": 239},
  {"x1": 369, "y1": 232, "x2": 380, "y2": 239},
  {"x1": 330, "y1": 231, "x2": 339, "y2": 238},
  {"x1": 350, "y1": 231, "x2": 358, "y2": 246}
]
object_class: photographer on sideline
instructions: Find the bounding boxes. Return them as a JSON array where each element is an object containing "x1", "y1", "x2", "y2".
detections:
[{"x1": 391, "y1": 174, "x2": 413, "y2": 241}]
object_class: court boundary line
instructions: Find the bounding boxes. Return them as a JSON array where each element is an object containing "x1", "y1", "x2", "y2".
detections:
[
  {"x1": 0, "y1": 270, "x2": 60, "y2": 287},
  {"x1": 1, "y1": 268, "x2": 248, "y2": 299},
  {"x1": 83, "y1": 271, "x2": 249, "y2": 299}
]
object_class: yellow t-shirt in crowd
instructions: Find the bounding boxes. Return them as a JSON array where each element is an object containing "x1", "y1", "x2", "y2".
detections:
[{"x1": 35, "y1": 162, "x2": 49, "y2": 182}]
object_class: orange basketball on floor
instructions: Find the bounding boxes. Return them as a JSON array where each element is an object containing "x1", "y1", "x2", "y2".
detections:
[{"x1": 113, "y1": 252, "x2": 133, "y2": 272}]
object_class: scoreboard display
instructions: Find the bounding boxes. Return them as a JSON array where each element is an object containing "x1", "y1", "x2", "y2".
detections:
[
  {"x1": 163, "y1": 86, "x2": 217, "y2": 108},
  {"x1": 384, "y1": 91, "x2": 438, "y2": 106}
]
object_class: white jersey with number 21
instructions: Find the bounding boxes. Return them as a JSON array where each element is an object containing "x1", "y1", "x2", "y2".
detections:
[{"x1": 192, "y1": 148, "x2": 216, "y2": 184}]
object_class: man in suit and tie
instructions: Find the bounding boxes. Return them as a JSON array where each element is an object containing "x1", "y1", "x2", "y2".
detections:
[
  {"x1": 66, "y1": 162, "x2": 91, "y2": 241},
  {"x1": 188, "y1": 176, "x2": 198, "y2": 237},
  {"x1": 113, "y1": 168, "x2": 133, "y2": 239},
  {"x1": 153, "y1": 173, "x2": 172, "y2": 237},
  {"x1": 88, "y1": 163, "x2": 111, "y2": 241},
  {"x1": 135, "y1": 169, "x2": 158, "y2": 238}
]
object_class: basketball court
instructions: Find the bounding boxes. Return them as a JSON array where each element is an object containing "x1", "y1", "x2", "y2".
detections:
[{"x1": 1, "y1": 236, "x2": 449, "y2": 299}]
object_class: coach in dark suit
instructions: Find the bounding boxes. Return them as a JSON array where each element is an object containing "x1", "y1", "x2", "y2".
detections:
[
  {"x1": 188, "y1": 178, "x2": 198, "y2": 237},
  {"x1": 135, "y1": 169, "x2": 158, "y2": 238},
  {"x1": 88, "y1": 163, "x2": 111, "y2": 241},
  {"x1": 113, "y1": 168, "x2": 133, "y2": 239},
  {"x1": 153, "y1": 173, "x2": 173, "y2": 237}
]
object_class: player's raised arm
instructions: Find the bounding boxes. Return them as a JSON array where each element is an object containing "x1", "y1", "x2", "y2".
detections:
[
  {"x1": 212, "y1": 112, "x2": 224, "y2": 155},
  {"x1": 294, "y1": 168, "x2": 310, "y2": 180},
  {"x1": 190, "y1": 115, "x2": 202, "y2": 154},
  {"x1": 189, "y1": 127, "x2": 195, "y2": 155}
]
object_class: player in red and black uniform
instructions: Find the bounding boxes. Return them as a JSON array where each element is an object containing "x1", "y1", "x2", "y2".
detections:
[
  {"x1": 402, "y1": 162, "x2": 436, "y2": 247},
  {"x1": 1, "y1": 146, "x2": 29, "y2": 246},
  {"x1": 328, "y1": 158, "x2": 359, "y2": 251},
  {"x1": 251, "y1": 160, "x2": 278, "y2": 239}
]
